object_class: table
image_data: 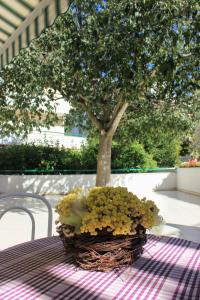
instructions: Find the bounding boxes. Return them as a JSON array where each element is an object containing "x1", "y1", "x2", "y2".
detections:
[{"x1": 0, "y1": 235, "x2": 199, "y2": 300}]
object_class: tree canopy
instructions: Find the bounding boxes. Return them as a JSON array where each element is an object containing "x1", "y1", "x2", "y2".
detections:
[{"x1": 0, "y1": 0, "x2": 199, "y2": 184}]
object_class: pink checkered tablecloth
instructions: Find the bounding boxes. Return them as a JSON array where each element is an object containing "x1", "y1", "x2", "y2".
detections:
[{"x1": 0, "y1": 235, "x2": 199, "y2": 300}]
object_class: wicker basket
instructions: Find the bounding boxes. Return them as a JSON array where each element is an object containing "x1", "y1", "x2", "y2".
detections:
[{"x1": 57, "y1": 225, "x2": 147, "y2": 272}]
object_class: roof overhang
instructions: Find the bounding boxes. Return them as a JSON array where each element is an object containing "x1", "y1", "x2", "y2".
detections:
[{"x1": 0, "y1": 0, "x2": 69, "y2": 68}]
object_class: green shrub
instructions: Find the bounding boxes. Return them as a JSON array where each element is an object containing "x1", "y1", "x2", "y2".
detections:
[
  {"x1": 0, "y1": 144, "x2": 38, "y2": 170},
  {"x1": 80, "y1": 139, "x2": 98, "y2": 169},
  {"x1": 111, "y1": 141, "x2": 157, "y2": 169},
  {"x1": 80, "y1": 139, "x2": 157, "y2": 170},
  {"x1": 60, "y1": 149, "x2": 82, "y2": 170},
  {"x1": 150, "y1": 139, "x2": 180, "y2": 167},
  {"x1": 1, "y1": 137, "x2": 176, "y2": 173},
  {"x1": 0, "y1": 144, "x2": 81, "y2": 171}
]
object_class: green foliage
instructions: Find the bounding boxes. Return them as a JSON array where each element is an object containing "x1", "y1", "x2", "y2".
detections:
[
  {"x1": 180, "y1": 137, "x2": 193, "y2": 157},
  {"x1": 116, "y1": 110, "x2": 196, "y2": 146},
  {"x1": 0, "y1": 144, "x2": 44, "y2": 171},
  {"x1": 115, "y1": 118, "x2": 184, "y2": 167},
  {"x1": 81, "y1": 138, "x2": 98, "y2": 169},
  {"x1": 193, "y1": 123, "x2": 200, "y2": 156},
  {"x1": 0, "y1": 0, "x2": 199, "y2": 137},
  {"x1": 0, "y1": 144, "x2": 81, "y2": 171},
  {"x1": 150, "y1": 139, "x2": 180, "y2": 167},
  {"x1": 0, "y1": 140, "x2": 158, "y2": 172},
  {"x1": 111, "y1": 141, "x2": 157, "y2": 169},
  {"x1": 80, "y1": 139, "x2": 157, "y2": 169},
  {"x1": 139, "y1": 133, "x2": 181, "y2": 167},
  {"x1": 60, "y1": 148, "x2": 82, "y2": 170}
]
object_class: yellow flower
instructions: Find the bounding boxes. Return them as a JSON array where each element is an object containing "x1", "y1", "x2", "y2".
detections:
[{"x1": 56, "y1": 186, "x2": 161, "y2": 236}]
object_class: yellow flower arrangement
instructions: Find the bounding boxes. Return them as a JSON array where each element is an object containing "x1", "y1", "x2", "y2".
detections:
[{"x1": 55, "y1": 186, "x2": 161, "y2": 236}]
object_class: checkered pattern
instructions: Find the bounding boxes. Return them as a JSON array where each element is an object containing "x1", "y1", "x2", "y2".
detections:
[{"x1": 0, "y1": 235, "x2": 199, "y2": 299}]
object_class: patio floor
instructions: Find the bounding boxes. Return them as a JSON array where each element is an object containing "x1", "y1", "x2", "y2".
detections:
[{"x1": 0, "y1": 191, "x2": 200, "y2": 250}]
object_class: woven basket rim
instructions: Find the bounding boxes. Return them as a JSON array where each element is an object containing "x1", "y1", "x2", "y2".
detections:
[{"x1": 58, "y1": 225, "x2": 147, "y2": 272}]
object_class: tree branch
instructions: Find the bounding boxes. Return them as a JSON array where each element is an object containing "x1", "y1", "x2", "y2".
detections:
[
  {"x1": 53, "y1": 97, "x2": 64, "y2": 101},
  {"x1": 106, "y1": 99, "x2": 123, "y2": 129},
  {"x1": 79, "y1": 95, "x2": 103, "y2": 131},
  {"x1": 180, "y1": 53, "x2": 192, "y2": 58},
  {"x1": 107, "y1": 101, "x2": 128, "y2": 136}
]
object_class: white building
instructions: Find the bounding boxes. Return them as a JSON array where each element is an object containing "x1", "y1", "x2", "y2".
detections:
[
  {"x1": 0, "y1": 98, "x2": 86, "y2": 149},
  {"x1": 26, "y1": 98, "x2": 86, "y2": 148},
  {"x1": 26, "y1": 125, "x2": 85, "y2": 149}
]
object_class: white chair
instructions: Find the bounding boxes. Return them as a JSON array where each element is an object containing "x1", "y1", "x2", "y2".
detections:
[{"x1": 0, "y1": 193, "x2": 53, "y2": 240}]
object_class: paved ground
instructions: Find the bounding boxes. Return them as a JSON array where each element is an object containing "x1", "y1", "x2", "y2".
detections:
[
  {"x1": 0, "y1": 191, "x2": 200, "y2": 250},
  {"x1": 148, "y1": 191, "x2": 200, "y2": 243}
]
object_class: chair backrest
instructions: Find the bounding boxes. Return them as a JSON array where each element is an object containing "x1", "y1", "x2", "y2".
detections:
[{"x1": 0, "y1": 192, "x2": 53, "y2": 240}]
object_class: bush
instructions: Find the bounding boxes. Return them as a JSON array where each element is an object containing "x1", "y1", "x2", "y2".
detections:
[
  {"x1": 0, "y1": 144, "x2": 81, "y2": 171},
  {"x1": 150, "y1": 139, "x2": 180, "y2": 167},
  {"x1": 80, "y1": 139, "x2": 98, "y2": 169},
  {"x1": 59, "y1": 149, "x2": 82, "y2": 170},
  {"x1": 111, "y1": 141, "x2": 157, "y2": 169},
  {"x1": 0, "y1": 144, "x2": 41, "y2": 170},
  {"x1": 79, "y1": 139, "x2": 157, "y2": 170},
  {"x1": 0, "y1": 139, "x2": 168, "y2": 173}
]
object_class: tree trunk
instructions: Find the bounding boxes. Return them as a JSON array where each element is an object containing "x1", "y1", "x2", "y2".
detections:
[
  {"x1": 96, "y1": 133, "x2": 113, "y2": 186},
  {"x1": 78, "y1": 97, "x2": 128, "y2": 186},
  {"x1": 95, "y1": 102, "x2": 129, "y2": 186}
]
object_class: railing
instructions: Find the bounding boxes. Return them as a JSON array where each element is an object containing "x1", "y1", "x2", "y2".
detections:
[{"x1": 0, "y1": 167, "x2": 176, "y2": 175}]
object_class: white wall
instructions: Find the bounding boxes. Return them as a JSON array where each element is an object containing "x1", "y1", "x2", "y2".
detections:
[
  {"x1": 0, "y1": 171, "x2": 176, "y2": 195},
  {"x1": 2, "y1": 168, "x2": 200, "y2": 196},
  {"x1": 177, "y1": 168, "x2": 200, "y2": 196}
]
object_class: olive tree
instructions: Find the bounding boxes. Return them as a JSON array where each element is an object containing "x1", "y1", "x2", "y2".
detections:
[{"x1": 0, "y1": 0, "x2": 199, "y2": 185}]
